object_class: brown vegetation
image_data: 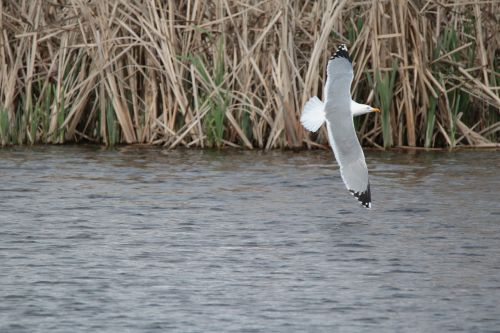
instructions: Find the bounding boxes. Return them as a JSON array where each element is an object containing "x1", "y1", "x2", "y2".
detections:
[{"x1": 0, "y1": 0, "x2": 499, "y2": 148}]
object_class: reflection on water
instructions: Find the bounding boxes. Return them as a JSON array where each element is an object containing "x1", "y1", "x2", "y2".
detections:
[{"x1": 1, "y1": 146, "x2": 499, "y2": 332}]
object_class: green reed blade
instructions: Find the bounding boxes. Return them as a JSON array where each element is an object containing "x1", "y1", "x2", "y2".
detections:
[{"x1": 424, "y1": 96, "x2": 437, "y2": 148}]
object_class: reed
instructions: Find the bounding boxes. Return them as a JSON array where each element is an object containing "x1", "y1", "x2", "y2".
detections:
[
  {"x1": 373, "y1": 63, "x2": 397, "y2": 148},
  {"x1": 424, "y1": 96, "x2": 437, "y2": 149},
  {"x1": 0, "y1": 0, "x2": 498, "y2": 149},
  {"x1": 106, "y1": 102, "x2": 119, "y2": 146},
  {"x1": 0, "y1": 107, "x2": 9, "y2": 145}
]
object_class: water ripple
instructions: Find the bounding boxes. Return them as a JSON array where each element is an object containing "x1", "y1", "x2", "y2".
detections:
[{"x1": 0, "y1": 146, "x2": 499, "y2": 332}]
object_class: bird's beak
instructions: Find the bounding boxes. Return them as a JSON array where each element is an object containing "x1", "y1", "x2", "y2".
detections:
[{"x1": 371, "y1": 108, "x2": 380, "y2": 113}]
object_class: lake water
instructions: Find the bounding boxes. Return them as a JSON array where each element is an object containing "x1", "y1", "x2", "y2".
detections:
[{"x1": 1, "y1": 146, "x2": 499, "y2": 332}]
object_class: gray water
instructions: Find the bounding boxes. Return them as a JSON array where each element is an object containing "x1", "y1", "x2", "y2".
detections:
[{"x1": 1, "y1": 146, "x2": 499, "y2": 332}]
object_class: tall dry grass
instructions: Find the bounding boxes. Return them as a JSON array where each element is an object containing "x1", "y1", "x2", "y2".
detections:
[{"x1": 0, "y1": 0, "x2": 499, "y2": 148}]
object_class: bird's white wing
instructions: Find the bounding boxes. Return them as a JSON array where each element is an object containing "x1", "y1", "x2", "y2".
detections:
[{"x1": 324, "y1": 45, "x2": 371, "y2": 208}]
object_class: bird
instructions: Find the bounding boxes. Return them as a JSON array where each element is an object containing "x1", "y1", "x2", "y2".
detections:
[{"x1": 300, "y1": 44, "x2": 380, "y2": 209}]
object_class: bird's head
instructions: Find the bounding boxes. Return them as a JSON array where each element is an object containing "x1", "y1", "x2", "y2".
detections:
[{"x1": 351, "y1": 101, "x2": 380, "y2": 117}]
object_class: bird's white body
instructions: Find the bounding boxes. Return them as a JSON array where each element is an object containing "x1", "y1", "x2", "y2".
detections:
[
  {"x1": 300, "y1": 44, "x2": 379, "y2": 209},
  {"x1": 301, "y1": 98, "x2": 375, "y2": 133}
]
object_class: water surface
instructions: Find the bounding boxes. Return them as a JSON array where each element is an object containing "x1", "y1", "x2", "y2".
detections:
[{"x1": 1, "y1": 146, "x2": 499, "y2": 332}]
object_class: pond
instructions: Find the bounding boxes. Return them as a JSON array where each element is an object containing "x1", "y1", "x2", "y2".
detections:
[{"x1": 1, "y1": 146, "x2": 499, "y2": 332}]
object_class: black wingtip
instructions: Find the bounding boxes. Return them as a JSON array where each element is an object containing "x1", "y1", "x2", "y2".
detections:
[
  {"x1": 349, "y1": 183, "x2": 371, "y2": 209},
  {"x1": 330, "y1": 44, "x2": 352, "y2": 63}
]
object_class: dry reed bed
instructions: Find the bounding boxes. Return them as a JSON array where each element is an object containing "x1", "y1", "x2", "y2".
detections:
[{"x1": 0, "y1": 0, "x2": 499, "y2": 148}]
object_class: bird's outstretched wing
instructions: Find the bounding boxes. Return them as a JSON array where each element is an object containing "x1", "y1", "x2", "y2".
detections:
[{"x1": 324, "y1": 45, "x2": 371, "y2": 208}]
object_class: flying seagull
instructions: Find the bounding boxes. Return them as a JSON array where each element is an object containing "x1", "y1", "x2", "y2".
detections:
[{"x1": 300, "y1": 44, "x2": 379, "y2": 208}]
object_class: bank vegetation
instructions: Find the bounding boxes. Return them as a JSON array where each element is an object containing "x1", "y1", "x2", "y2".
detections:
[{"x1": 0, "y1": 0, "x2": 499, "y2": 148}]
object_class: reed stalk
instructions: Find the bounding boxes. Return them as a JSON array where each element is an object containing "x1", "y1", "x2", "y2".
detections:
[
  {"x1": 0, "y1": 107, "x2": 9, "y2": 145},
  {"x1": 424, "y1": 96, "x2": 437, "y2": 149},
  {"x1": 106, "y1": 102, "x2": 119, "y2": 147},
  {"x1": 374, "y1": 64, "x2": 397, "y2": 148},
  {"x1": 0, "y1": 0, "x2": 498, "y2": 148}
]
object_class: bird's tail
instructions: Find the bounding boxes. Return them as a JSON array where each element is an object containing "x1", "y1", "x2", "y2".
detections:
[{"x1": 300, "y1": 96, "x2": 325, "y2": 132}]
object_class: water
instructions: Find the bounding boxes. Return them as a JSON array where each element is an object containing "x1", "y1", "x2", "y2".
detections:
[{"x1": 1, "y1": 146, "x2": 499, "y2": 332}]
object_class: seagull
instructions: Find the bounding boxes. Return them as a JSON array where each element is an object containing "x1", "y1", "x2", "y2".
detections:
[{"x1": 300, "y1": 44, "x2": 380, "y2": 208}]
